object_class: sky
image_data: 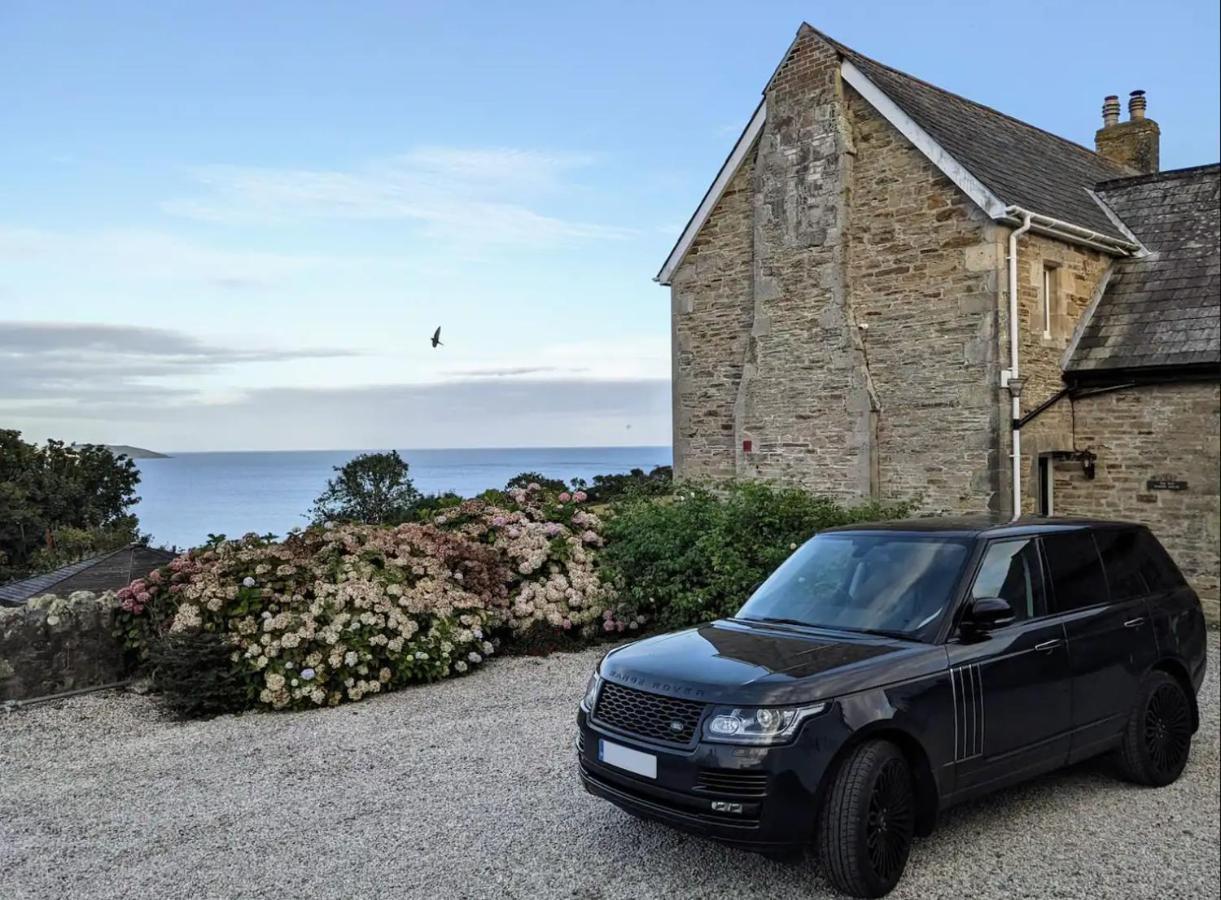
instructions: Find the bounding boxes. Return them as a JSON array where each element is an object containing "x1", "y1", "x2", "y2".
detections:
[{"x1": 2, "y1": 0, "x2": 1218, "y2": 452}]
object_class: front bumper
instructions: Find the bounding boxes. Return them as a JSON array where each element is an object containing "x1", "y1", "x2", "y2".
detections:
[{"x1": 577, "y1": 707, "x2": 839, "y2": 850}]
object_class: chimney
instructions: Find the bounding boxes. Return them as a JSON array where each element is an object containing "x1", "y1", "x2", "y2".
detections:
[{"x1": 1095, "y1": 90, "x2": 1160, "y2": 174}]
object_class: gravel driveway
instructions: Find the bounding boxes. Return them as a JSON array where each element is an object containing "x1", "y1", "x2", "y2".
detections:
[{"x1": 3, "y1": 633, "x2": 1218, "y2": 900}]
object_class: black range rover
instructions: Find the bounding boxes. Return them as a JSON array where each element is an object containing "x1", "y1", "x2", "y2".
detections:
[{"x1": 576, "y1": 517, "x2": 1208, "y2": 897}]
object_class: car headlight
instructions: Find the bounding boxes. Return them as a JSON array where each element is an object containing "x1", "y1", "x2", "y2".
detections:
[
  {"x1": 702, "y1": 702, "x2": 828, "y2": 745},
  {"x1": 580, "y1": 672, "x2": 602, "y2": 712}
]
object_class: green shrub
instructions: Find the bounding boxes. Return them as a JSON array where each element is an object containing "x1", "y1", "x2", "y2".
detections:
[
  {"x1": 148, "y1": 631, "x2": 252, "y2": 718},
  {"x1": 599, "y1": 481, "x2": 912, "y2": 629},
  {"x1": 570, "y1": 465, "x2": 672, "y2": 503},
  {"x1": 114, "y1": 488, "x2": 627, "y2": 715},
  {"x1": 412, "y1": 491, "x2": 464, "y2": 520},
  {"x1": 504, "y1": 471, "x2": 567, "y2": 494}
]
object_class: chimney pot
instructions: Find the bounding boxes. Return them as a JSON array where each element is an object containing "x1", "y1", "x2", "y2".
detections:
[
  {"x1": 1129, "y1": 90, "x2": 1147, "y2": 120},
  {"x1": 1095, "y1": 90, "x2": 1160, "y2": 174}
]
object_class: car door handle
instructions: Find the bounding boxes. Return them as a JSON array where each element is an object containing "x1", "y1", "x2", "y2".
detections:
[
  {"x1": 1034, "y1": 639, "x2": 1062, "y2": 653},
  {"x1": 1123, "y1": 617, "x2": 1146, "y2": 629}
]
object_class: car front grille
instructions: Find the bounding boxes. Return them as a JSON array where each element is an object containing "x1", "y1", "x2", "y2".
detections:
[
  {"x1": 593, "y1": 681, "x2": 706, "y2": 745},
  {"x1": 695, "y1": 769, "x2": 769, "y2": 797}
]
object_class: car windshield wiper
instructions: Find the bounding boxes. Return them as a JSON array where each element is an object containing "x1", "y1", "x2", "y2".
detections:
[
  {"x1": 737, "y1": 616, "x2": 817, "y2": 629},
  {"x1": 739, "y1": 617, "x2": 916, "y2": 642},
  {"x1": 843, "y1": 626, "x2": 916, "y2": 642}
]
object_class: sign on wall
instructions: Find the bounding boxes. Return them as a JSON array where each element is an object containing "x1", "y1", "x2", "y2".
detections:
[{"x1": 1147, "y1": 475, "x2": 1189, "y2": 491}]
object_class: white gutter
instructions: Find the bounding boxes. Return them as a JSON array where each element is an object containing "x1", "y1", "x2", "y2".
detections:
[
  {"x1": 1000, "y1": 206, "x2": 1139, "y2": 256},
  {"x1": 1000, "y1": 204, "x2": 1136, "y2": 521},
  {"x1": 1006, "y1": 210, "x2": 1034, "y2": 520}
]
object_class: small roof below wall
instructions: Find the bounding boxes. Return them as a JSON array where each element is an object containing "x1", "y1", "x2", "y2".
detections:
[
  {"x1": 0, "y1": 544, "x2": 178, "y2": 607},
  {"x1": 1067, "y1": 164, "x2": 1220, "y2": 375}
]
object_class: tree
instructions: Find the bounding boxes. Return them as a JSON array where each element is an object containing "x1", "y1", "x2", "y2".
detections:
[
  {"x1": 504, "y1": 471, "x2": 567, "y2": 494},
  {"x1": 309, "y1": 451, "x2": 422, "y2": 525},
  {"x1": 0, "y1": 430, "x2": 141, "y2": 579},
  {"x1": 569, "y1": 465, "x2": 673, "y2": 503}
]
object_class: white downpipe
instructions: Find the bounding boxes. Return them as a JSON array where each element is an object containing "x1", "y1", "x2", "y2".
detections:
[{"x1": 1008, "y1": 210, "x2": 1034, "y2": 520}]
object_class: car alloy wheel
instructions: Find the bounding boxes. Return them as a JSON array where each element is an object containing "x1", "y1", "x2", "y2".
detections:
[
  {"x1": 1144, "y1": 681, "x2": 1191, "y2": 778},
  {"x1": 865, "y1": 757, "x2": 915, "y2": 883}
]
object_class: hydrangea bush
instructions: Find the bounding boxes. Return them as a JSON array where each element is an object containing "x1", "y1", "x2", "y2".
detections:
[{"x1": 115, "y1": 484, "x2": 631, "y2": 712}]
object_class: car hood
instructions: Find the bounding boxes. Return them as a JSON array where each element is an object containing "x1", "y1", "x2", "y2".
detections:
[{"x1": 599, "y1": 619, "x2": 946, "y2": 706}]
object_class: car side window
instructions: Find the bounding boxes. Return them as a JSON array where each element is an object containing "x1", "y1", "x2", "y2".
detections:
[
  {"x1": 1132, "y1": 528, "x2": 1188, "y2": 592},
  {"x1": 970, "y1": 539, "x2": 1044, "y2": 622},
  {"x1": 1042, "y1": 531, "x2": 1110, "y2": 612},
  {"x1": 1094, "y1": 529, "x2": 1150, "y2": 601}
]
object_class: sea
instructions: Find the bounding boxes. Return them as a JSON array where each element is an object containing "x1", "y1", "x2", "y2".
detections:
[{"x1": 133, "y1": 446, "x2": 671, "y2": 551}]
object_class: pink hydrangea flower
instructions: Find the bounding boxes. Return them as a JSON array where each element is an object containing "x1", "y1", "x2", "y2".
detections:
[
  {"x1": 572, "y1": 491, "x2": 588, "y2": 503},
  {"x1": 558, "y1": 492, "x2": 571, "y2": 503}
]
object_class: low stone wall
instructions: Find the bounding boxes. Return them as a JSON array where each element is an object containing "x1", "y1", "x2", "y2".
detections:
[{"x1": 0, "y1": 592, "x2": 126, "y2": 703}]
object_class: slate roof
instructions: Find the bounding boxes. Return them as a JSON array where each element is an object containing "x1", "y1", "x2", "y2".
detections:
[
  {"x1": 811, "y1": 27, "x2": 1136, "y2": 241},
  {"x1": 1067, "y1": 165, "x2": 1221, "y2": 373},
  {"x1": 0, "y1": 544, "x2": 177, "y2": 606}
]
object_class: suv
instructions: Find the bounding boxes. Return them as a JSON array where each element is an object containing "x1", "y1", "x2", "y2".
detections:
[{"x1": 576, "y1": 517, "x2": 1207, "y2": 897}]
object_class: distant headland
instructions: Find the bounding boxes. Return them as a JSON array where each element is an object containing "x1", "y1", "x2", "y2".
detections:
[{"x1": 72, "y1": 443, "x2": 170, "y2": 459}]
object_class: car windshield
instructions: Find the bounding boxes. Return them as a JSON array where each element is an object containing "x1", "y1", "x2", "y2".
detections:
[{"x1": 736, "y1": 532, "x2": 970, "y2": 641}]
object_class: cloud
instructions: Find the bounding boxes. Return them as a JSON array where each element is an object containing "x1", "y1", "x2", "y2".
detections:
[
  {"x1": 442, "y1": 365, "x2": 588, "y2": 378},
  {"x1": 161, "y1": 147, "x2": 635, "y2": 246},
  {"x1": 0, "y1": 226, "x2": 330, "y2": 289},
  {"x1": 0, "y1": 321, "x2": 359, "y2": 409},
  {"x1": 7, "y1": 378, "x2": 672, "y2": 451}
]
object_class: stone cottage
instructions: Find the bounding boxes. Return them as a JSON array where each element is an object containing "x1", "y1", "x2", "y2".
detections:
[{"x1": 658, "y1": 24, "x2": 1220, "y2": 618}]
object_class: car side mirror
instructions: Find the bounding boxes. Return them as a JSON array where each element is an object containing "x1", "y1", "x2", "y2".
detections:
[{"x1": 962, "y1": 596, "x2": 1014, "y2": 633}]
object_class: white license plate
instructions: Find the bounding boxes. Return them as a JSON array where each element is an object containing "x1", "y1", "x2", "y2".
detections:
[{"x1": 599, "y1": 739, "x2": 657, "y2": 779}]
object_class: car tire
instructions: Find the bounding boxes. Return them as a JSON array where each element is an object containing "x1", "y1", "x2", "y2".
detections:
[
  {"x1": 816, "y1": 739, "x2": 915, "y2": 898},
  {"x1": 1115, "y1": 670, "x2": 1193, "y2": 787}
]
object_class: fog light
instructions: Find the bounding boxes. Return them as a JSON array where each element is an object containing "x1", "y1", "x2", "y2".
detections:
[{"x1": 710, "y1": 801, "x2": 744, "y2": 814}]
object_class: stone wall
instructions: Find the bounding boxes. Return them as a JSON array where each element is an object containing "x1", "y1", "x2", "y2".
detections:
[
  {"x1": 844, "y1": 86, "x2": 1002, "y2": 512},
  {"x1": 672, "y1": 26, "x2": 1005, "y2": 510},
  {"x1": 733, "y1": 27, "x2": 875, "y2": 498},
  {"x1": 0, "y1": 593, "x2": 126, "y2": 702},
  {"x1": 671, "y1": 161, "x2": 756, "y2": 481},
  {"x1": 1009, "y1": 233, "x2": 1112, "y2": 513},
  {"x1": 1051, "y1": 382, "x2": 1220, "y2": 624},
  {"x1": 666, "y1": 27, "x2": 1218, "y2": 582}
]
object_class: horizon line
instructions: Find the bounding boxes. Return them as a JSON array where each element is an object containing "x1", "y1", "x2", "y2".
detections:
[{"x1": 139, "y1": 443, "x2": 674, "y2": 456}]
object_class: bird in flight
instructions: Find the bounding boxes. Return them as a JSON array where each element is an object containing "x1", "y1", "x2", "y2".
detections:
[{"x1": 431, "y1": 326, "x2": 443, "y2": 348}]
